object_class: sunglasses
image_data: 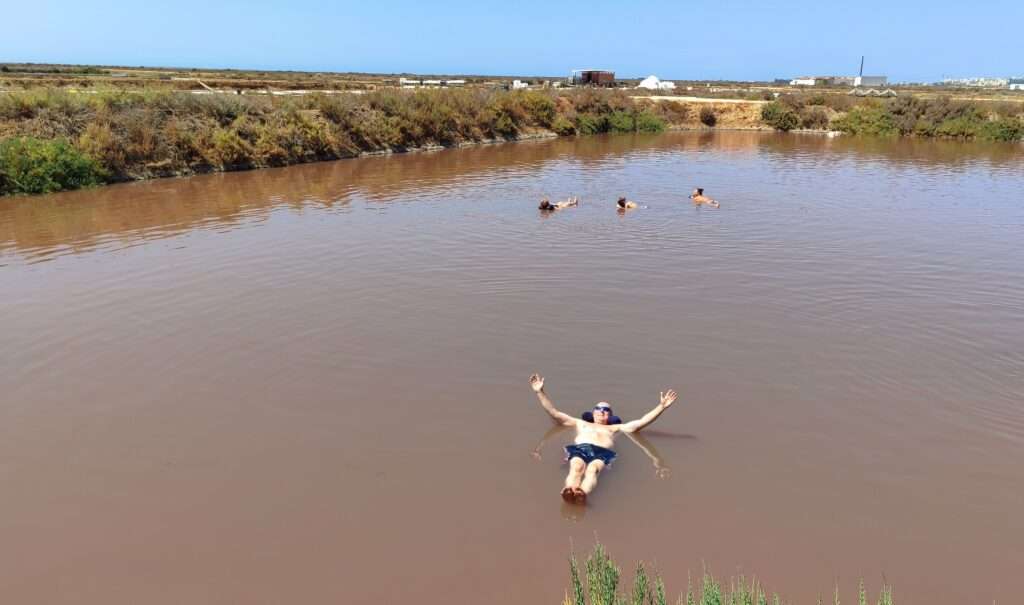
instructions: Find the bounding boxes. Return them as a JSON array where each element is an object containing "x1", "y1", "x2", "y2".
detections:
[{"x1": 593, "y1": 407, "x2": 612, "y2": 413}]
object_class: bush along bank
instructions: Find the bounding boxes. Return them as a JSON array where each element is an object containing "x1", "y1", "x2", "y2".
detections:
[
  {"x1": 566, "y1": 542, "x2": 896, "y2": 605},
  {"x1": 0, "y1": 87, "x2": 677, "y2": 196},
  {"x1": 761, "y1": 93, "x2": 1024, "y2": 141}
]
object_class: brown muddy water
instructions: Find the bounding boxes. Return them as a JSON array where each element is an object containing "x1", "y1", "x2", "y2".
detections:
[{"x1": 1, "y1": 132, "x2": 1023, "y2": 604}]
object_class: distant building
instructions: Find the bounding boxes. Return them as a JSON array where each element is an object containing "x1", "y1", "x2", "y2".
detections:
[
  {"x1": 854, "y1": 76, "x2": 888, "y2": 87},
  {"x1": 940, "y1": 77, "x2": 1007, "y2": 88},
  {"x1": 790, "y1": 78, "x2": 818, "y2": 86},
  {"x1": 510, "y1": 80, "x2": 529, "y2": 90},
  {"x1": 1009, "y1": 78, "x2": 1024, "y2": 90},
  {"x1": 399, "y1": 78, "x2": 465, "y2": 88},
  {"x1": 570, "y1": 69, "x2": 615, "y2": 87}
]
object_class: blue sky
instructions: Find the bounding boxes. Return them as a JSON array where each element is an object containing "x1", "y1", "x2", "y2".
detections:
[{"x1": 4, "y1": 0, "x2": 1022, "y2": 82}]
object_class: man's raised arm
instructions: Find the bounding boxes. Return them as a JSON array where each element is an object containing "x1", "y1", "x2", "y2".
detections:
[
  {"x1": 619, "y1": 389, "x2": 678, "y2": 433},
  {"x1": 530, "y1": 374, "x2": 576, "y2": 426}
]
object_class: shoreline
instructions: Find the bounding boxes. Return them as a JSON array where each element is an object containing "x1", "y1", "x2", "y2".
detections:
[
  {"x1": 3, "y1": 86, "x2": 1022, "y2": 197},
  {"x1": 0, "y1": 127, "x2": 766, "y2": 198},
  {"x1": 0, "y1": 126, "x2": 790, "y2": 199},
  {"x1": 2, "y1": 87, "x2": 684, "y2": 196}
]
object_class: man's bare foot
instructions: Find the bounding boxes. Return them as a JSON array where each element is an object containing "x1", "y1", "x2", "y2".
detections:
[
  {"x1": 561, "y1": 487, "x2": 575, "y2": 502},
  {"x1": 572, "y1": 488, "x2": 587, "y2": 505}
]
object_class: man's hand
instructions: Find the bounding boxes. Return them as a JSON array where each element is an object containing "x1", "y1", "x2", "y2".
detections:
[
  {"x1": 660, "y1": 389, "x2": 677, "y2": 408},
  {"x1": 530, "y1": 374, "x2": 545, "y2": 393}
]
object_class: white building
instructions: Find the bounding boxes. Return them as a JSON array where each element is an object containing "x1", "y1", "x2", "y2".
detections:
[
  {"x1": 790, "y1": 78, "x2": 817, "y2": 86},
  {"x1": 854, "y1": 75, "x2": 888, "y2": 87}
]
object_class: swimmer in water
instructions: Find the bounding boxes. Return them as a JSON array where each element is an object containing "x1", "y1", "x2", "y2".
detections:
[
  {"x1": 689, "y1": 188, "x2": 720, "y2": 208},
  {"x1": 529, "y1": 373, "x2": 678, "y2": 504},
  {"x1": 616, "y1": 196, "x2": 638, "y2": 210},
  {"x1": 539, "y1": 196, "x2": 579, "y2": 211}
]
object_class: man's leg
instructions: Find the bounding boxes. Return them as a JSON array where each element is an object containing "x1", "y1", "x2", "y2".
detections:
[
  {"x1": 579, "y1": 460, "x2": 606, "y2": 496},
  {"x1": 562, "y1": 457, "x2": 586, "y2": 501}
]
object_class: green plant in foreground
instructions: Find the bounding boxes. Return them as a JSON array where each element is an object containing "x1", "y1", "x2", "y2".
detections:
[
  {"x1": 569, "y1": 552, "x2": 586, "y2": 605},
  {"x1": 567, "y1": 543, "x2": 896, "y2": 605},
  {"x1": 585, "y1": 542, "x2": 621, "y2": 605},
  {"x1": 0, "y1": 136, "x2": 104, "y2": 195},
  {"x1": 631, "y1": 561, "x2": 650, "y2": 605}
]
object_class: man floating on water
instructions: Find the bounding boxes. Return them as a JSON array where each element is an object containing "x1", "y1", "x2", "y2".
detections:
[
  {"x1": 689, "y1": 188, "x2": 720, "y2": 208},
  {"x1": 539, "y1": 196, "x2": 579, "y2": 211},
  {"x1": 529, "y1": 374, "x2": 677, "y2": 505}
]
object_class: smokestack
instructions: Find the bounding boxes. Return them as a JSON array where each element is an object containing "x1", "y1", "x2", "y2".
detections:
[{"x1": 859, "y1": 56, "x2": 864, "y2": 77}]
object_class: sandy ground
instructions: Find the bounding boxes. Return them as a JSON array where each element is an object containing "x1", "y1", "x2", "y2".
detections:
[{"x1": 636, "y1": 95, "x2": 769, "y2": 104}]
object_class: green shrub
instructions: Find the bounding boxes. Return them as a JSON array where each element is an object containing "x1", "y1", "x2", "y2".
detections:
[
  {"x1": 832, "y1": 103, "x2": 898, "y2": 137},
  {"x1": 935, "y1": 116, "x2": 983, "y2": 139},
  {"x1": 551, "y1": 115, "x2": 576, "y2": 136},
  {"x1": 761, "y1": 102, "x2": 799, "y2": 131},
  {"x1": 699, "y1": 106, "x2": 717, "y2": 127},
  {"x1": 978, "y1": 117, "x2": 1023, "y2": 141},
  {"x1": 635, "y1": 111, "x2": 667, "y2": 133},
  {"x1": 520, "y1": 91, "x2": 557, "y2": 127},
  {"x1": 205, "y1": 128, "x2": 252, "y2": 168},
  {"x1": 575, "y1": 113, "x2": 607, "y2": 135},
  {"x1": 607, "y1": 111, "x2": 636, "y2": 133},
  {"x1": 0, "y1": 136, "x2": 104, "y2": 194},
  {"x1": 485, "y1": 93, "x2": 528, "y2": 137}
]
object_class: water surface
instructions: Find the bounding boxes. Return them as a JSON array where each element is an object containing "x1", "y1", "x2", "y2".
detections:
[{"x1": 2, "y1": 132, "x2": 1023, "y2": 604}]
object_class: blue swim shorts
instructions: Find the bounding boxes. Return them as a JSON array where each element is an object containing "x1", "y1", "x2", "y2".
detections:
[{"x1": 565, "y1": 443, "x2": 617, "y2": 465}]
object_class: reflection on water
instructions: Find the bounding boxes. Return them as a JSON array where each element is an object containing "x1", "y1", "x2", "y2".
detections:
[
  {"x1": 3, "y1": 132, "x2": 1021, "y2": 263},
  {"x1": 1, "y1": 132, "x2": 1023, "y2": 605}
]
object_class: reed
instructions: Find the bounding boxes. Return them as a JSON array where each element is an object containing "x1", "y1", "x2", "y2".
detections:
[{"x1": 566, "y1": 543, "x2": 896, "y2": 605}]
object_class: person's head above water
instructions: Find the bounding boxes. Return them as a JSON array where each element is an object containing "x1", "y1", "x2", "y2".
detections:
[
  {"x1": 539, "y1": 199, "x2": 553, "y2": 210},
  {"x1": 582, "y1": 402, "x2": 621, "y2": 425},
  {"x1": 696, "y1": 188, "x2": 704, "y2": 196},
  {"x1": 617, "y1": 197, "x2": 627, "y2": 208}
]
